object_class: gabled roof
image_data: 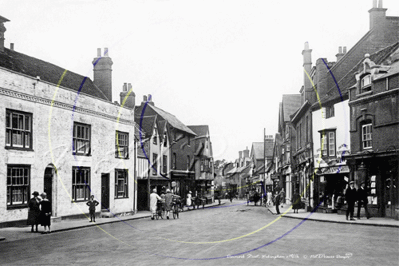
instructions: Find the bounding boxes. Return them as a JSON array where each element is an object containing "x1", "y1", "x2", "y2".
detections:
[
  {"x1": 314, "y1": 42, "x2": 399, "y2": 108},
  {"x1": 187, "y1": 125, "x2": 209, "y2": 138},
  {"x1": 0, "y1": 48, "x2": 109, "y2": 101},
  {"x1": 251, "y1": 142, "x2": 264, "y2": 160},
  {"x1": 137, "y1": 104, "x2": 196, "y2": 136},
  {"x1": 135, "y1": 115, "x2": 157, "y2": 137},
  {"x1": 282, "y1": 94, "x2": 301, "y2": 122}
]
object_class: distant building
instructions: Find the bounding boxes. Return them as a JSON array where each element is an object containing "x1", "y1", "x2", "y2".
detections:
[
  {"x1": 187, "y1": 125, "x2": 214, "y2": 202},
  {"x1": 135, "y1": 96, "x2": 197, "y2": 199}
]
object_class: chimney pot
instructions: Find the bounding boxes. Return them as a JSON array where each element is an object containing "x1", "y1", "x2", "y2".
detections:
[
  {"x1": 339, "y1": 46, "x2": 342, "y2": 53},
  {"x1": 104, "y1": 47, "x2": 109, "y2": 57},
  {"x1": 304, "y1": 41, "x2": 309, "y2": 50},
  {"x1": 143, "y1": 95, "x2": 148, "y2": 102},
  {"x1": 343, "y1": 46, "x2": 347, "y2": 53},
  {"x1": 97, "y1": 48, "x2": 101, "y2": 57},
  {"x1": 123, "y1": 83, "x2": 127, "y2": 91},
  {"x1": 378, "y1": 0, "x2": 383, "y2": 8},
  {"x1": 128, "y1": 83, "x2": 132, "y2": 90},
  {"x1": 373, "y1": 0, "x2": 377, "y2": 8},
  {"x1": 10, "y1": 43, "x2": 14, "y2": 50}
]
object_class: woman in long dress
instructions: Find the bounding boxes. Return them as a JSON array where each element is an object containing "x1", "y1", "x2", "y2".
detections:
[
  {"x1": 186, "y1": 191, "x2": 192, "y2": 210},
  {"x1": 39, "y1": 192, "x2": 51, "y2": 233},
  {"x1": 150, "y1": 189, "x2": 161, "y2": 220},
  {"x1": 27, "y1": 191, "x2": 41, "y2": 232}
]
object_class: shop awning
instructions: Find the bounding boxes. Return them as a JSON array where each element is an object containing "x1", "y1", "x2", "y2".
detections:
[{"x1": 317, "y1": 165, "x2": 350, "y2": 175}]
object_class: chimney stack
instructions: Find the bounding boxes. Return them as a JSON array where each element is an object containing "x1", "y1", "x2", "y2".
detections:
[
  {"x1": 239, "y1": 151, "x2": 243, "y2": 159},
  {"x1": 0, "y1": 16, "x2": 10, "y2": 53},
  {"x1": 92, "y1": 47, "x2": 113, "y2": 102},
  {"x1": 147, "y1": 94, "x2": 154, "y2": 106},
  {"x1": 120, "y1": 82, "x2": 135, "y2": 109},
  {"x1": 369, "y1": 0, "x2": 387, "y2": 30},
  {"x1": 302, "y1": 42, "x2": 314, "y2": 104},
  {"x1": 10, "y1": 43, "x2": 14, "y2": 51},
  {"x1": 336, "y1": 46, "x2": 345, "y2": 62}
]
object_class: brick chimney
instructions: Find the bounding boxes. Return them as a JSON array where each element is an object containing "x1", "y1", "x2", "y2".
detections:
[
  {"x1": 243, "y1": 147, "x2": 250, "y2": 158},
  {"x1": 336, "y1": 46, "x2": 347, "y2": 62},
  {"x1": 369, "y1": 0, "x2": 387, "y2": 30},
  {"x1": 92, "y1": 48, "x2": 113, "y2": 102},
  {"x1": 0, "y1": 16, "x2": 10, "y2": 53},
  {"x1": 302, "y1": 42, "x2": 314, "y2": 104},
  {"x1": 120, "y1": 82, "x2": 135, "y2": 109},
  {"x1": 147, "y1": 94, "x2": 154, "y2": 106},
  {"x1": 239, "y1": 151, "x2": 243, "y2": 159}
]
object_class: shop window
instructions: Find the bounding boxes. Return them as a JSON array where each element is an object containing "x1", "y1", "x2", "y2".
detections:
[
  {"x1": 152, "y1": 153, "x2": 158, "y2": 175},
  {"x1": 73, "y1": 122, "x2": 91, "y2": 156},
  {"x1": 115, "y1": 169, "x2": 128, "y2": 198},
  {"x1": 362, "y1": 123, "x2": 372, "y2": 149},
  {"x1": 370, "y1": 175, "x2": 377, "y2": 205},
  {"x1": 115, "y1": 131, "x2": 129, "y2": 159},
  {"x1": 6, "y1": 109, "x2": 32, "y2": 150},
  {"x1": 7, "y1": 165, "x2": 30, "y2": 208},
  {"x1": 72, "y1": 167, "x2": 91, "y2": 201}
]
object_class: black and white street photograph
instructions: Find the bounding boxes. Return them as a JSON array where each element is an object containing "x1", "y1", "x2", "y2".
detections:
[{"x1": 0, "y1": 0, "x2": 398, "y2": 265}]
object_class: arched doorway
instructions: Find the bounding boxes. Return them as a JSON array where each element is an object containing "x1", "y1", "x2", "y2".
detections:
[{"x1": 44, "y1": 164, "x2": 56, "y2": 217}]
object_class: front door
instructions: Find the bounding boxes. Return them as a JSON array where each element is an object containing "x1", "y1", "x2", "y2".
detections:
[
  {"x1": 101, "y1": 173, "x2": 110, "y2": 210},
  {"x1": 44, "y1": 167, "x2": 55, "y2": 216}
]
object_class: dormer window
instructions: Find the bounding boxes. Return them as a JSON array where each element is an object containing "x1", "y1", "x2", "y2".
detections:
[{"x1": 361, "y1": 74, "x2": 372, "y2": 93}]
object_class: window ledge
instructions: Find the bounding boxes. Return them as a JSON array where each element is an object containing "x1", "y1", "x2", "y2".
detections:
[
  {"x1": 5, "y1": 146, "x2": 34, "y2": 151},
  {"x1": 114, "y1": 197, "x2": 129, "y2": 199},
  {"x1": 7, "y1": 205, "x2": 28, "y2": 210},
  {"x1": 357, "y1": 91, "x2": 373, "y2": 98},
  {"x1": 71, "y1": 200, "x2": 89, "y2": 203}
]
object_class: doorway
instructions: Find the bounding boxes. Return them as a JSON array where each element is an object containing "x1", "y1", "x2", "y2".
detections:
[
  {"x1": 44, "y1": 165, "x2": 55, "y2": 216},
  {"x1": 101, "y1": 173, "x2": 110, "y2": 211}
]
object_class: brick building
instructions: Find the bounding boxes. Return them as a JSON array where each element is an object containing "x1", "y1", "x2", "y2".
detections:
[{"x1": 347, "y1": 44, "x2": 399, "y2": 219}]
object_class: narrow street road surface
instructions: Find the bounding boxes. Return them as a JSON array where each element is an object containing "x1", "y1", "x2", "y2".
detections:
[{"x1": 1, "y1": 200, "x2": 398, "y2": 266}]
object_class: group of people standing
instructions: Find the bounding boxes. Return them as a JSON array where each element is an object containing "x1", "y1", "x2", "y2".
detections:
[
  {"x1": 345, "y1": 181, "x2": 370, "y2": 220},
  {"x1": 27, "y1": 191, "x2": 51, "y2": 233}
]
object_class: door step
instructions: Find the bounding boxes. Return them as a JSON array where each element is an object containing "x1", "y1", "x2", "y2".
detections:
[{"x1": 101, "y1": 210, "x2": 114, "y2": 218}]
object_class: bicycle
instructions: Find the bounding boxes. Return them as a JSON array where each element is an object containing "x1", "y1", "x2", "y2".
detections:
[
  {"x1": 172, "y1": 198, "x2": 179, "y2": 219},
  {"x1": 156, "y1": 200, "x2": 165, "y2": 220}
]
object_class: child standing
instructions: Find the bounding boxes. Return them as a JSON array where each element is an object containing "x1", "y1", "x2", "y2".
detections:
[{"x1": 86, "y1": 195, "x2": 99, "y2": 222}]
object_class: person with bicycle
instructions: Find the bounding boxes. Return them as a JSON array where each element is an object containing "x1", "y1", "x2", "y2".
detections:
[
  {"x1": 164, "y1": 189, "x2": 175, "y2": 219},
  {"x1": 150, "y1": 188, "x2": 162, "y2": 220}
]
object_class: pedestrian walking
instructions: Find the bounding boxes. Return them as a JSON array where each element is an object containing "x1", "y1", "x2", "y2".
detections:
[
  {"x1": 345, "y1": 181, "x2": 357, "y2": 221},
  {"x1": 266, "y1": 190, "x2": 273, "y2": 207},
  {"x1": 357, "y1": 182, "x2": 371, "y2": 219},
  {"x1": 39, "y1": 192, "x2": 52, "y2": 233},
  {"x1": 86, "y1": 195, "x2": 99, "y2": 222},
  {"x1": 27, "y1": 191, "x2": 41, "y2": 232},
  {"x1": 186, "y1": 191, "x2": 192, "y2": 210},
  {"x1": 292, "y1": 190, "x2": 301, "y2": 213},
  {"x1": 164, "y1": 189, "x2": 174, "y2": 219},
  {"x1": 275, "y1": 190, "x2": 282, "y2": 215},
  {"x1": 150, "y1": 188, "x2": 162, "y2": 220}
]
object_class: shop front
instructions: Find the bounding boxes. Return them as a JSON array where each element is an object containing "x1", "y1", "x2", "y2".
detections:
[
  {"x1": 314, "y1": 165, "x2": 350, "y2": 212},
  {"x1": 347, "y1": 152, "x2": 398, "y2": 219}
]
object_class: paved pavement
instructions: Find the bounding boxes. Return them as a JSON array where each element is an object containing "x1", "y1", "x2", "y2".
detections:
[
  {"x1": 267, "y1": 203, "x2": 399, "y2": 228},
  {"x1": 1, "y1": 199, "x2": 398, "y2": 242}
]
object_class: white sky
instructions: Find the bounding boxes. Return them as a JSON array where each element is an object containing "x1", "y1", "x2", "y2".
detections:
[{"x1": 1, "y1": 0, "x2": 398, "y2": 162}]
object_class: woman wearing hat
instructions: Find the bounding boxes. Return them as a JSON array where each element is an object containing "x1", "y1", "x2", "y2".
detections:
[
  {"x1": 39, "y1": 192, "x2": 52, "y2": 233},
  {"x1": 27, "y1": 191, "x2": 41, "y2": 232},
  {"x1": 150, "y1": 188, "x2": 162, "y2": 220}
]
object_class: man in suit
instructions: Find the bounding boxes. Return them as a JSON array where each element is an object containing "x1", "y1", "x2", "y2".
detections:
[
  {"x1": 357, "y1": 182, "x2": 371, "y2": 219},
  {"x1": 345, "y1": 181, "x2": 357, "y2": 221}
]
